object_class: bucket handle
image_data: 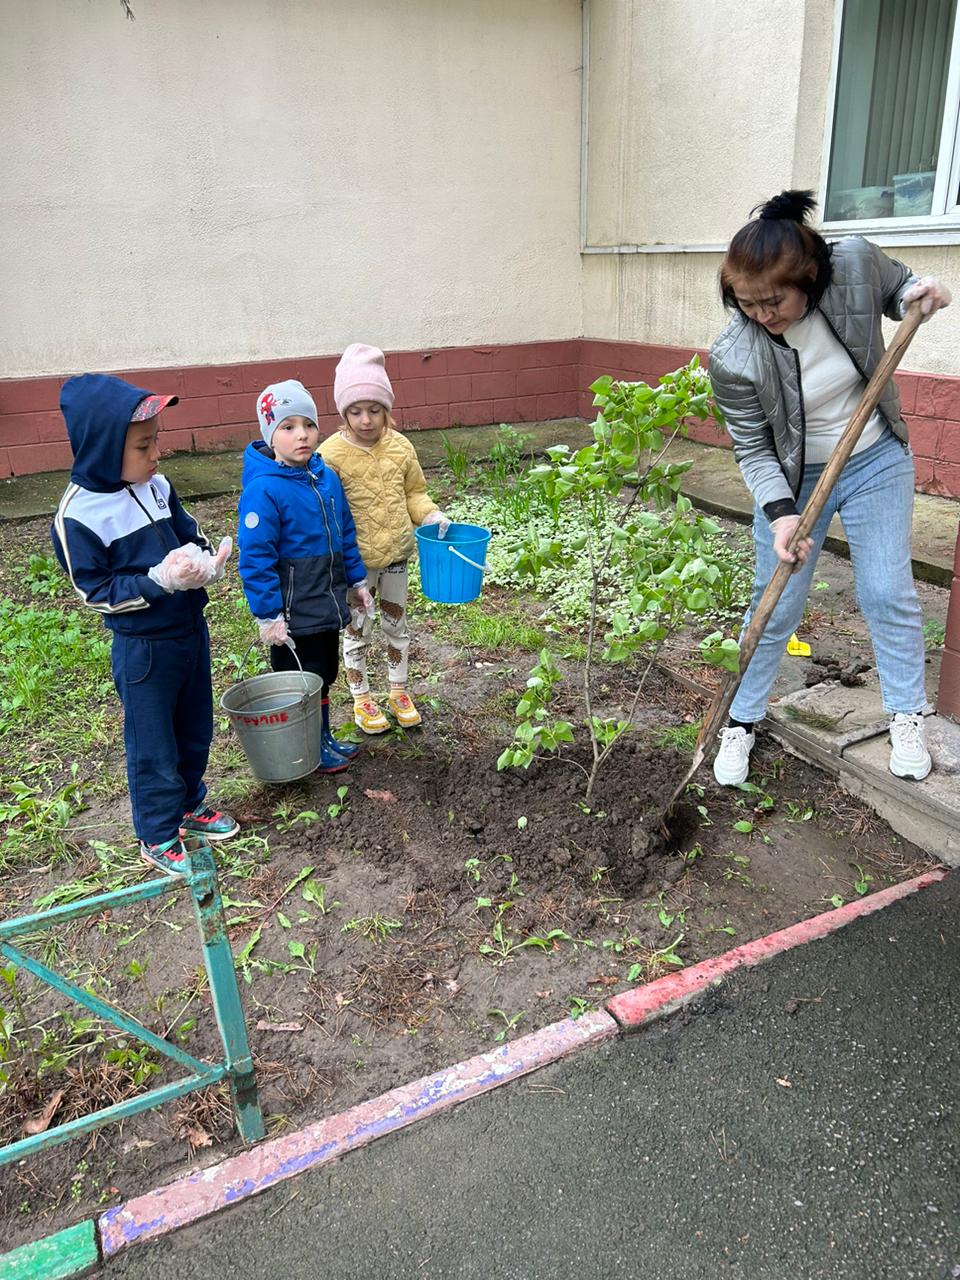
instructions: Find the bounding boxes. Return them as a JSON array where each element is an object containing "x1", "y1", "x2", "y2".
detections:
[
  {"x1": 447, "y1": 545, "x2": 487, "y2": 573},
  {"x1": 235, "y1": 638, "x2": 313, "y2": 705}
]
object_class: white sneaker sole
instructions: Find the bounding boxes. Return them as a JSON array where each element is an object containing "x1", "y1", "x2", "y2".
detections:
[
  {"x1": 355, "y1": 717, "x2": 389, "y2": 735},
  {"x1": 889, "y1": 757, "x2": 932, "y2": 782},
  {"x1": 713, "y1": 760, "x2": 750, "y2": 787}
]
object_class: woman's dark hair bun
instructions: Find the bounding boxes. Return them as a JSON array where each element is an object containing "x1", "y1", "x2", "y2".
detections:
[
  {"x1": 754, "y1": 190, "x2": 818, "y2": 224},
  {"x1": 719, "y1": 188, "x2": 832, "y2": 313}
]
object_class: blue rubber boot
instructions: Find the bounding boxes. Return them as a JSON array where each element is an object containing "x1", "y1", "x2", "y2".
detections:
[{"x1": 321, "y1": 697, "x2": 359, "y2": 762}]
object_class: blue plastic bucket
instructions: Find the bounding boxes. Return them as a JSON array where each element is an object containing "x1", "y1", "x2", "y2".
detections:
[{"x1": 416, "y1": 522, "x2": 491, "y2": 604}]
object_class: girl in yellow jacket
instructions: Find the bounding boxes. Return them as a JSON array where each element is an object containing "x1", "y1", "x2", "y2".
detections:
[{"x1": 320, "y1": 344, "x2": 449, "y2": 733}]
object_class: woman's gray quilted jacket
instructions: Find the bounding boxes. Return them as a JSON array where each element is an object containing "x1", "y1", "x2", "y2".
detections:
[{"x1": 708, "y1": 236, "x2": 916, "y2": 519}]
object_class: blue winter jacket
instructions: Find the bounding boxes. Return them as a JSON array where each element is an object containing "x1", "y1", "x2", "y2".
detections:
[
  {"x1": 238, "y1": 441, "x2": 366, "y2": 633},
  {"x1": 51, "y1": 374, "x2": 211, "y2": 638}
]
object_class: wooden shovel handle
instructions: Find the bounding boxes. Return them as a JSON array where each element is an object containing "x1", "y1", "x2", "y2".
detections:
[{"x1": 698, "y1": 301, "x2": 924, "y2": 749}]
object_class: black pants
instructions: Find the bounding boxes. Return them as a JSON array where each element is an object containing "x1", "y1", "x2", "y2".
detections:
[{"x1": 270, "y1": 630, "x2": 339, "y2": 697}]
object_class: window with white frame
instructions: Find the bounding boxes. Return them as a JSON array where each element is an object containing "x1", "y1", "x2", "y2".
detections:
[{"x1": 824, "y1": 0, "x2": 960, "y2": 227}]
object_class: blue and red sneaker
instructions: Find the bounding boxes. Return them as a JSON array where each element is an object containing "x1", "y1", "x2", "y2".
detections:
[
  {"x1": 140, "y1": 836, "x2": 192, "y2": 876},
  {"x1": 180, "y1": 805, "x2": 240, "y2": 842}
]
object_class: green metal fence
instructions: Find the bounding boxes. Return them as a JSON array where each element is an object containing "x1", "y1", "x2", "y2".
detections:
[{"x1": 0, "y1": 841, "x2": 264, "y2": 1166}]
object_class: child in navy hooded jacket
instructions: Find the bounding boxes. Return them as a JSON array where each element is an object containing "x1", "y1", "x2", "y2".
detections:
[
  {"x1": 238, "y1": 380, "x2": 372, "y2": 772},
  {"x1": 51, "y1": 373, "x2": 238, "y2": 874}
]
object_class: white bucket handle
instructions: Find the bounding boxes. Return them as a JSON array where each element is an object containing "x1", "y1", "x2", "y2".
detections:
[{"x1": 448, "y1": 545, "x2": 487, "y2": 573}]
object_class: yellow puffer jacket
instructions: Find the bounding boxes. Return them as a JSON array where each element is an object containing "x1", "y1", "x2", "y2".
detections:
[{"x1": 318, "y1": 428, "x2": 438, "y2": 572}]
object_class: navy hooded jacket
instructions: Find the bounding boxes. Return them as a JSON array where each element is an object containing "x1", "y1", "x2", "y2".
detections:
[
  {"x1": 238, "y1": 441, "x2": 366, "y2": 633},
  {"x1": 51, "y1": 374, "x2": 211, "y2": 638}
]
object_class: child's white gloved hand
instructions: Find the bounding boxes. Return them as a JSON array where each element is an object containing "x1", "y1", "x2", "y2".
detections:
[
  {"x1": 257, "y1": 615, "x2": 289, "y2": 647},
  {"x1": 198, "y1": 536, "x2": 233, "y2": 585},
  {"x1": 147, "y1": 544, "x2": 210, "y2": 592},
  {"x1": 422, "y1": 510, "x2": 451, "y2": 539},
  {"x1": 348, "y1": 584, "x2": 374, "y2": 613},
  {"x1": 902, "y1": 277, "x2": 952, "y2": 318}
]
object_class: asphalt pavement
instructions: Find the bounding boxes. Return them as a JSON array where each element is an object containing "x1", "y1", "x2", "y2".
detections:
[{"x1": 109, "y1": 873, "x2": 958, "y2": 1280}]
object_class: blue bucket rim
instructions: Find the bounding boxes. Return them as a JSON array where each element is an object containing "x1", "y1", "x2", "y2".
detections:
[{"x1": 415, "y1": 522, "x2": 491, "y2": 544}]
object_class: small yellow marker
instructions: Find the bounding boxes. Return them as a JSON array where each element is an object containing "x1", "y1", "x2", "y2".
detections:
[{"x1": 786, "y1": 633, "x2": 811, "y2": 657}]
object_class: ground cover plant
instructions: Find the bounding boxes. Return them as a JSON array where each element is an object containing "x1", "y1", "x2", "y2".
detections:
[{"x1": 0, "y1": 389, "x2": 945, "y2": 1251}]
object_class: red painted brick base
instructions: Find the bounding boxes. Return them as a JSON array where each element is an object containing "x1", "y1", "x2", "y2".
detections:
[{"x1": 2, "y1": 340, "x2": 959, "y2": 500}]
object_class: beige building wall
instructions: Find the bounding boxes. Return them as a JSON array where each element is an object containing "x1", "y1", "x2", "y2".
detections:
[
  {"x1": 6, "y1": 0, "x2": 960, "y2": 383},
  {"x1": 581, "y1": 0, "x2": 960, "y2": 376},
  {"x1": 0, "y1": 0, "x2": 582, "y2": 378}
]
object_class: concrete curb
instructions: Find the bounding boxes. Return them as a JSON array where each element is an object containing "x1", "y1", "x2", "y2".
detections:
[
  {"x1": 0, "y1": 869, "x2": 947, "y2": 1274},
  {"x1": 606, "y1": 869, "x2": 947, "y2": 1029},
  {"x1": 98, "y1": 1009, "x2": 617, "y2": 1256}
]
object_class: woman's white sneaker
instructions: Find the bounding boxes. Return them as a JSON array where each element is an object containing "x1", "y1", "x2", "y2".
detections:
[
  {"x1": 713, "y1": 726, "x2": 756, "y2": 786},
  {"x1": 888, "y1": 713, "x2": 932, "y2": 781}
]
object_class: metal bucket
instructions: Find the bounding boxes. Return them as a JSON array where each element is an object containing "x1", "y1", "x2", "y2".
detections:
[{"x1": 220, "y1": 646, "x2": 322, "y2": 782}]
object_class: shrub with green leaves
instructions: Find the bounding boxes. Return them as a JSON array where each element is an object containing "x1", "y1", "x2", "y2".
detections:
[{"x1": 498, "y1": 359, "x2": 740, "y2": 795}]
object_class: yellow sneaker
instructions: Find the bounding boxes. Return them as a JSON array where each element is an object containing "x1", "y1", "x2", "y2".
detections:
[
  {"x1": 354, "y1": 697, "x2": 389, "y2": 734},
  {"x1": 388, "y1": 689, "x2": 422, "y2": 728}
]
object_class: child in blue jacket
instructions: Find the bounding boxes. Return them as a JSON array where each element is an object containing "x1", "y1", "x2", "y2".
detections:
[
  {"x1": 238, "y1": 380, "x2": 372, "y2": 772},
  {"x1": 51, "y1": 374, "x2": 237, "y2": 875}
]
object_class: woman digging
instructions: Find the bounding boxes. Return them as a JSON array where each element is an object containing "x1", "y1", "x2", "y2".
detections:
[{"x1": 709, "y1": 190, "x2": 950, "y2": 787}]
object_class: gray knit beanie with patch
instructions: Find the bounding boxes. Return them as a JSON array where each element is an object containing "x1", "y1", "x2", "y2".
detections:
[{"x1": 255, "y1": 380, "x2": 318, "y2": 445}]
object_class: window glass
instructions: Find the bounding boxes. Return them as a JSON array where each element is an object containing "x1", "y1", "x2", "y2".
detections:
[{"x1": 825, "y1": 0, "x2": 957, "y2": 221}]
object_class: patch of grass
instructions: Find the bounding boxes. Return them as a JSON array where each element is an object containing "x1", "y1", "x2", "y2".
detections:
[
  {"x1": 29, "y1": 841, "x2": 145, "y2": 909},
  {"x1": 207, "y1": 585, "x2": 269, "y2": 682},
  {"x1": 440, "y1": 603, "x2": 546, "y2": 652},
  {"x1": 0, "y1": 767, "x2": 86, "y2": 873},
  {"x1": 652, "y1": 720, "x2": 701, "y2": 753},
  {"x1": 439, "y1": 434, "x2": 471, "y2": 487},
  {"x1": 0, "y1": 600, "x2": 112, "y2": 739},
  {"x1": 341, "y1": 914, "x2": 402, "y2": 944}
]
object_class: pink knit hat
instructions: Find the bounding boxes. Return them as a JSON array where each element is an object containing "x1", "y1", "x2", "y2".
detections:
[{"x1": 334, "y1": 344, "x2": 394, "y2": 417}]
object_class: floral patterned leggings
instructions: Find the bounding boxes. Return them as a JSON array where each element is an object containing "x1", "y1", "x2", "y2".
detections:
[{"x1": 342, "y1": 560, "x2": 410, "y2": 697}]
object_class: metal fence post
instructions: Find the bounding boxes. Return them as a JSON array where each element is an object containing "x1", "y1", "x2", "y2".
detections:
[{"x1": 187, "y1": 843, "x2": 265, "y2": 1144}]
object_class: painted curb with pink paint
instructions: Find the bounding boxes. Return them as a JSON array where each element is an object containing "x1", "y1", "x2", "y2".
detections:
[
  {"x1": 606, "y1": 869, "x2": 947, "y2": 1029},
  {"x1": 77, "y1": 867, "x2": 945, "y2": 1262},
  {"x1": 99, "y1": 1009, "x2": 617, "y2": 1255}
]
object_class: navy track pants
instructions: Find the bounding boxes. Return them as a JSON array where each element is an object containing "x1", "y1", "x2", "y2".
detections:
[{"x1": 111, "y1": 622, "x2": 212, "y2": 846}]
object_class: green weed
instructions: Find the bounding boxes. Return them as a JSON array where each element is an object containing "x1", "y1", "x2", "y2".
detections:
[
  {"x1": 488, "y1": 1008, "x2": 525, "y2": 1041},
  {"x1": 652, "y1": 720, "x2": 701, "y2": 752},
  {"x1": 439, "y1": 603, "x2": 545, "y2": 653},
  {"x1": 0, "y1": 765, "x2": 85, "y2": 871},
  {"x1": 341, "y1": 914, "x2": 401, "y2": 943},
  {"x1": 439, "y1": 434, "x2": 471, "y2": 487},
  {"x1": 923, "y1": 618, "x2": 946, "y2": 650}
]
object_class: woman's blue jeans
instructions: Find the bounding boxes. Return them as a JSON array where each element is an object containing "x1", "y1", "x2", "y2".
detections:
[{"x1": 730, "y1": 431, "x2": 926, "y2": 725}]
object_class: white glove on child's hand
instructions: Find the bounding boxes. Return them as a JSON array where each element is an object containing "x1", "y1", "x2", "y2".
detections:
[
  {"x1": 348, "y1": 584, "x2": 374, "y2": 613},
  {"x1": 902, "y1": 277, "x2": 952, "y2": 318},
  {"x1": 422, "y1": 510, "x2": 451, "y2": 538},
  {"x1": 257, "y1": 615, "x2": 289, "y2": 647},
  {"x1": 202, "y1": 536, "x2": 233, "y2": 584},
  {"x1": 147, "y1": 544, "x2": 210, "y2": 592}
]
